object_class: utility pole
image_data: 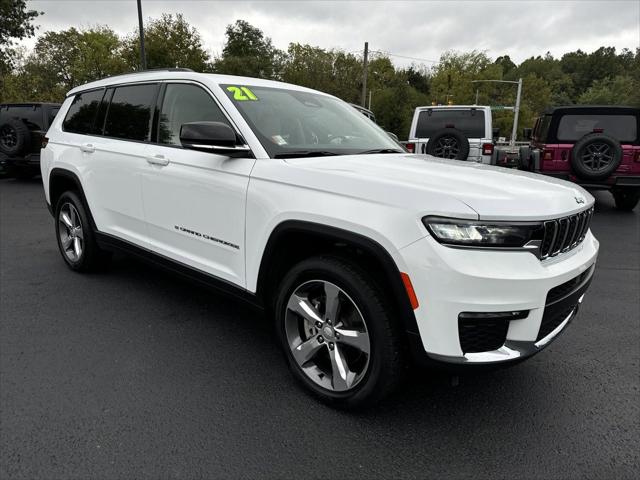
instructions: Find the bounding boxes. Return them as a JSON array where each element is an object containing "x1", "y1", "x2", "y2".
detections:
[
  {"x1": 368, "y1": 90, "x2": 372, "y2": 110},
  {"x1": 510, "y1": 78, "x2": 523, "y2": 148},
  {"x1": 361, "y1": 42, "x2": 368, "y2": 107},
  {"x1": 137, "y1": 0, "x2": 147, "y2": 70},
  {"x1": 471, "y1": 78, "x2": 523, "y2": 149}
]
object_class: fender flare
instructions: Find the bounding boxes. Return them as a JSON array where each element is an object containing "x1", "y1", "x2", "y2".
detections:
[
  {"x1": 256, "y1": 220, "x2": 420, "y2": 337},
  {"x1": 48, "y1": 168, "x2": 98, "y2": 230}
]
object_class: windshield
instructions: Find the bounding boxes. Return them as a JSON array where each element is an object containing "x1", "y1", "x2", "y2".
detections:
[{"x1": 221, "y1": 84, "x2": 401, "y2": 158}]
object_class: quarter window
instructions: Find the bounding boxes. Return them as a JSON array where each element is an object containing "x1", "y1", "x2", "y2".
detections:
[
  {"x1": 158, "y1": 83, "x2": 230, "y2": 145},
  {"x1": 104, "y1": 84, "x2": 157, "y2": 141},
  {"x1": 63, "y1": 90, "x2": 105, "y2": 134}
]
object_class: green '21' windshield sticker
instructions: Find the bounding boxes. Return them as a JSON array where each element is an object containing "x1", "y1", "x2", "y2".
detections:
[{"x1": 227, "y1": 86, "x2": 258, "y2": 101}]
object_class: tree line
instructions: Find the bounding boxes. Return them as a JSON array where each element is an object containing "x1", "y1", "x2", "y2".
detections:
[{"x1": 2, "y1": 5, "x2": 638, "y2": 139}]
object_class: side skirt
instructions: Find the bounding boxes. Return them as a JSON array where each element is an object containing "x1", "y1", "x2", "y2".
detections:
[{"x1": 95, "y1": 232, "x2": 264, "y2": 310}]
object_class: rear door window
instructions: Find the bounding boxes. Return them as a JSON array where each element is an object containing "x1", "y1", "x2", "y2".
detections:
[
  {"x1": 557, "y1": 114, "x2": 637, "y2": 142},
  {"x1": 157, "y1": 83, "x2": 230, "y2": 145},
  {"x1": 104, "y1": 84, "x2": 158, "y2": 141},
  {"x1": 415, "y1": 109, "x2": 486, "y2": 138},
  {"x1": 1, "y1": 105, "x2": 44, "y2": 130},
  {"x1": 63, "y1": 89, "x2": 105, "y2": 134}
]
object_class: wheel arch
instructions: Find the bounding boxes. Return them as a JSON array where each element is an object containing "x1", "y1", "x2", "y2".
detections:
[
  {"x1": 255, "y1": 220, "x2": 420, "y2": 337},
  {"x1": 48, "y1": 168, "x2": 98, "y2": 230}
]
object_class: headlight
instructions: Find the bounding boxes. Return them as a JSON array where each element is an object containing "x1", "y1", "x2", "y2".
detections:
[{"x1": 423, "y1": 216, "x2": 543, "y2": 248}]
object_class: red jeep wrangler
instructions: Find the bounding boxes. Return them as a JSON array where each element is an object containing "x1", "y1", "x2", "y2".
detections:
[{"x1": 519, "y1": 106, "x2": 640, "y2": 210}]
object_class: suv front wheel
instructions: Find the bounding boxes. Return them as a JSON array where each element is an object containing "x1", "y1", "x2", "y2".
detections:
[{"x1": 275, "y1": 255, "x2": 405, "y2": 408}]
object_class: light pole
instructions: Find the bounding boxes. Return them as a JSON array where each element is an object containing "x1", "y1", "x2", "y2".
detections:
[
  {"x1": 137, "y1": 0, "x2": 147, "y2": 70},
  {"x1": 361, "y1": 42, "x2": 369, "y2": 108},
  {"x1": 471, "y1": 78, "x2": 523, "y2": 148}
]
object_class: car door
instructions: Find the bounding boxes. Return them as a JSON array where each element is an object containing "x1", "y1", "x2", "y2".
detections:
[
  {"x1": 81, "y1": 83, "x2": 159, "y2": 247},
  {"x1": 141, "y1": 82, "x2": 255, "y2": 287}
]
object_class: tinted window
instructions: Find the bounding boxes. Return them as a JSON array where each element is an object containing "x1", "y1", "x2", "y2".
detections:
[
  {"x1": 158, "y1": 83, "x2": 230, "y2": 145},
  {"x1": 1, "y1": 105, "x2": 43, "y2": 130},
  {"x1": 415, "y1": 109, "x2": 486, "y2": 138},
  {"x1": 104, "y1": 84, "x2": 157, "y2": 141},
  {"x1": 557, "y1": 114, "x2": 637, "y2": 142},
  {"x1": 63, "y1": 90, "x2": 104, "y2": 134},
  {"x1": 534, "y1": 115, "x2": 552, "y2": 141},
  {"x1": 48, "y1": 107, "x2": 60, "y2": 126}
]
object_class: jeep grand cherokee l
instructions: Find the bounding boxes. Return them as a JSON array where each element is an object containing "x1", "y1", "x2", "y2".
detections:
[{"x1": 41, "y1": 70, "x2": 599, "y2": 408}]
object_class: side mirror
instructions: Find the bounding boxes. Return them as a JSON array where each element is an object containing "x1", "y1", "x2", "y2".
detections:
[
  {"x1": 386, "y1": 131, "x2": 399, "y2": 142},
  {"x1": 492, "y1": 127, "x2": 500, "y2": 140},
  {"x1": 180, "y1": 121, "x2": 251, "y2": 155},
  {"x1": 523, "y1": 127, "x2": 532, "y2": 140}
]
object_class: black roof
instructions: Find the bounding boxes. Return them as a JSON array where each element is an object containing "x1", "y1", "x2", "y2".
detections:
[{"x1": 543, "y1": 105, "x2": 639, "y2": 115}]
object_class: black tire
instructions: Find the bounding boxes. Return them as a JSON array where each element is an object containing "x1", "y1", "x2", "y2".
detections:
[
  {"x1": 426, "y1": 128, "x2": 470, "y2": 160},
  {"x1": 54, "y1": 191, "x2": 111, "y2": 272},
  {"x1": 518, "y1": 146, "x2": 531, "y2": 170},
  {"x1": 612, "y1": 187, "x2": 640, "y2": 211},
  {"x1": 571, "y1": 133, "x2": 622, "y2": 181},
  {"x1": 0, "y1": 119, "x2": 31, "y2": 157},
  {"x1": 274, "y1": 255, "x2": 406, "y2": 409}
]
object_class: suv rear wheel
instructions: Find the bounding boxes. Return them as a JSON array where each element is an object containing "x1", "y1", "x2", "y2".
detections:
[
  {"x1": 55, "y1": 191, "x2": 111, "y2": 271},
  {"x1": 274, "y1": 255, "x2": 405, "y2": 408},
  {"x1": 612, "y1": 187, "x2": 640, "y2": 211}
]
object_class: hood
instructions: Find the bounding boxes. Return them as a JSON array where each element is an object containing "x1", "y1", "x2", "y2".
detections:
[{"x1": 284, "y1": 153, "x2": 594, "y2": 220}]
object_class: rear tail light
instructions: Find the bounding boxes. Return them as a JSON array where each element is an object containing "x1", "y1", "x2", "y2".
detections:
[
  {"x1": 405, "y1": 142, "x2": 415, "y2": 153},
  {"x1": 41, "y1": 136, "x2": 49, "y2": 149},
  {"x1": 592, "y1": 128, "x2": 604, "y2": 133},
  {"x1": 482, "y1": 143, "x2": 494, "y2": 156},
  {"x1": 543, "y1": 149, "x2": 553, "y2": 161}
]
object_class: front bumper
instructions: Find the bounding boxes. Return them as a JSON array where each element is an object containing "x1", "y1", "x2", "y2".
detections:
[{"x1": 400, "y1": 230, "x2": 599, "y2": 364}]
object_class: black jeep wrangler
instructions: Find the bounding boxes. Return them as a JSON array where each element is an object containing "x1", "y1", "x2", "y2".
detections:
[{"x1": 0, "y1": 103, "x2": 61, "y2": 179}]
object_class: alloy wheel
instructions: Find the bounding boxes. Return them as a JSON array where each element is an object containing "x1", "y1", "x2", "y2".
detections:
[
  {"x1": 284, "y1": 280, "x2": 370, "y2": 392},
  {"x1": 582, "y1": 142, "x2": 613, "y2": 173},
  {"x1": 0, "y1": 125, "x2": 17, "y2": 148},
  {"x1": 433, "y1": 135, "x2": 460, "y2": 159},
  {"x1": 58, "y1": 203, "x2": 84, "y2": 262}
]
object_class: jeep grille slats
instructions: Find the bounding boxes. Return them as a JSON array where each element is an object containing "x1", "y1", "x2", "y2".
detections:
[{"x1": 540, "y1": 207, "x2": 593, "y2": 259}]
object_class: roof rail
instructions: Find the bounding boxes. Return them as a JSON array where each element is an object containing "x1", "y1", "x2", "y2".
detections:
[{"x1": 86, "y1": 68, "x2": 196, "y2": 84}]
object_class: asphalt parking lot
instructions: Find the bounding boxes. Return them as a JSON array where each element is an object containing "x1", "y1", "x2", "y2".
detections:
[{"x1": 1, "y1": 178, "x2": 638, "y2": 479}]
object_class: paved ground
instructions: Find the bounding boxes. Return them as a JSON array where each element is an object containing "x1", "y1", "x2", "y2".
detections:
[{"x1": 1, "y1": 178, "x2": 638, "y2": 479}]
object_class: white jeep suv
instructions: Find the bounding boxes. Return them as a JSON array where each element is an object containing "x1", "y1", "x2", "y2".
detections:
[{"x1": 41, "y1": 70, "x2": 599, "y2": 408}]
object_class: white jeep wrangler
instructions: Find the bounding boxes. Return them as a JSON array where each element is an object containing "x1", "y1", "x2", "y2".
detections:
[
  {"x1": 406, "y1": 105, "x2": 495, "y2": 163},
  {"x1": 41, "y1": 70, "x2": 599, "y2": 408}
]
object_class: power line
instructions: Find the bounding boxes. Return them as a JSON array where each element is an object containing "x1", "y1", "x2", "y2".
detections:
[{"x1": 369, "y1": 50, "x2": 439, "y2": 64}]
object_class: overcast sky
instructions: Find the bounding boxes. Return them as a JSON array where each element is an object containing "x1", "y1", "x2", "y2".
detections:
[{"x1": 21, "y1": 0, "x2": 640, "y2": 67}]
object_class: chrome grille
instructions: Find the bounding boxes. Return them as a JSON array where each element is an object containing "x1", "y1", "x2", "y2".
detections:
[{"x1": 539, "y1": 207, "x2": 593, "y2": 259}]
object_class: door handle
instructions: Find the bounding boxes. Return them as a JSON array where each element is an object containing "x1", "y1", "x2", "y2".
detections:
[
  {"x1": 80, "y1": 143, "x2": 95, "y2": 153},
  {"x1": 146, "y1": 154, "x2": 169, "y2": 166}
]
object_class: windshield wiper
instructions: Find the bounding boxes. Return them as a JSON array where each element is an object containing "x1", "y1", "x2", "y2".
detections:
[
  {"x1": 357, "y1": 148, "x2": 405, "y2": 155},
  {"x1": 274, "y1": 151, "x2": 340, "y2": 159}
]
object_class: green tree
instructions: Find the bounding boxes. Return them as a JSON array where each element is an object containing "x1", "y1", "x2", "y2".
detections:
[
  {"x1": 124, "y1": 14, "x2": 210, "y2": 71},
  {"x1": 0, "y1": 0, "x2": 41, "y2": 71},
  {"x1": 578, "y1": 75, "x2": 639, "y2": 106},
  {"x1": 1, "y1": 26, "x2": 128, "y2": 102},
  {"x1": 214, "y1": 20, "x2": 284, "y2": 79}
]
